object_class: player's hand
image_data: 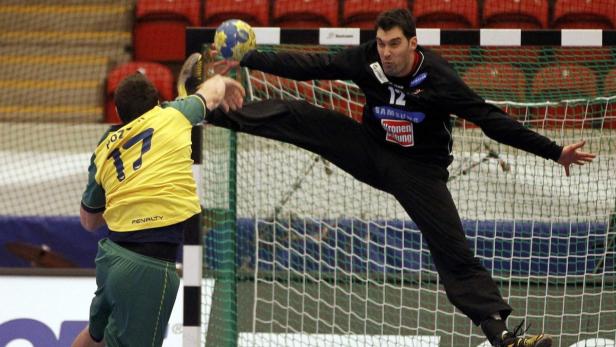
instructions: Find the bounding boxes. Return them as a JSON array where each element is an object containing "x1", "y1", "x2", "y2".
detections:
[
  {"x1": 220, "y1": 76, "x2": 245, "y2": 112},
  {"x1": 196, "y1": 75, "x2": 245, "y2": 112},
  {"x1": 557, "y1": 140, "x2": 596, "y2": 176}
]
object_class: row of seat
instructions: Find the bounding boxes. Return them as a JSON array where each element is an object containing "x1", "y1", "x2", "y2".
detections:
[
  {"x1": 433, "y1": 46, "x2": 616, "y2": 71},
  {"x1": 137, "y1": 0, "x2": 616, "y2": 29},
  {"x1": 105, "y1": 61, "x2": 616, "y2": 129},
  {"x1": 134, "y1": 0, "x2": 616, "y2": 62}
]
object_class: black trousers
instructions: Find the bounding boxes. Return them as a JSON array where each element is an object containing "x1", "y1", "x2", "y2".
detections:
[{"x1": 208, "y1": 100, "x2": 512, "y2": 325}]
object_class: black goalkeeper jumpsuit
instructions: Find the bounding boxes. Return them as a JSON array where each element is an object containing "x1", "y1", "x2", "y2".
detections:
[{"x1": 206, "y1": 42, "x2": 563, "y2": 325}]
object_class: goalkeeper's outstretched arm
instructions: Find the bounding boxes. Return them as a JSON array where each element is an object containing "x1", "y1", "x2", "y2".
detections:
[
  {"x1": 433, "y1": 61, "x2": 596, "y2": 176},
  {"x1": 557, "y1": 140, "x2": 596, "y2": 176},
  {"x1": 239, "y1": 46, "x2": 363, "y2": 81}
]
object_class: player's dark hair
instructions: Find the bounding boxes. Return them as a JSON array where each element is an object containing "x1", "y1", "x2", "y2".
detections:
[
  {"x1": 114, "y1": 73, "x2": 159, "y2": 124},
  {"x1": 375, "y1": 8, "x2": 416, "y2": 39}
]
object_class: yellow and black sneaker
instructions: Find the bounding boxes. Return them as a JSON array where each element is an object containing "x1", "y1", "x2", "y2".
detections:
[
  {"x1": 498, "y1": 321, "x2": 552, "y2": 347},
  {"x1": 177, "y1": 52, "x2": 203, "y2": 97}
]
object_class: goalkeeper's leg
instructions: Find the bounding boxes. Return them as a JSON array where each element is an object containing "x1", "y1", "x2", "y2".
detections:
[
  {"x1": 380, "y1": 157, "x2": 551, "y2": 346},
  {"x1": 207, "y1": 99, "x2": 384, "y2": 188},
  {"x1": 381, "y1": 157, "x2": 513, "y2": 324}
]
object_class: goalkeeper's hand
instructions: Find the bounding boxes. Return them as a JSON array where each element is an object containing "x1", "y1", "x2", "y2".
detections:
[
  {"x1": 208, "y1": 44, "x2": 241, "y2": 75},
  {"x1": 557, "y1": 140, "x2": 596, "y2": 176}
]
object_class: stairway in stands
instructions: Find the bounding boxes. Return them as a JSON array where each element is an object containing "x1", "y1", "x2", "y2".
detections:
[{"x1": 0, "y1": 0, "x2": 135, "y2": 122}]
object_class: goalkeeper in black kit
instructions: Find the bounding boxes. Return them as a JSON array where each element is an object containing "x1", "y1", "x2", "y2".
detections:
[{"x1": 202, "y1": 8, "x2": 596, "y2": 347}]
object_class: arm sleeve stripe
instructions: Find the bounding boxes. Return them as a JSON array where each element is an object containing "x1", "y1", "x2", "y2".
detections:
[
  {"x1": 81, "y1": 201, "x2": 105, "y2": 213},
  {"x1": 193, "y1": 93, "x2": 207, "y2": 114}
]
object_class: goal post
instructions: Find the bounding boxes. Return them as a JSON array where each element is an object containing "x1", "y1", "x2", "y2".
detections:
[{"x1": 188, "y1": 28, "x2": 616, "y2": 347}]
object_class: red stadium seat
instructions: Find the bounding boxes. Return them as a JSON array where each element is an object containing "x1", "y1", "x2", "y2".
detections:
[
  {"x1": 133, "y1": 0, "x2": 201, "y2": 62},
  {"x1": 460, "y1": 63, "x2": 527, "y2": 128},
  {"x1": 204, "y1": 0, "x2": 269, "y2": 27},
  {"x1": 413, "y1": 0, "x2": 479, "y2": 28},
  {"x1": 343, "y1": 0, "x2": 408, "y2": 29},
  {"x1": 553, "y1": 47, "x2": 613, "y2": 66},
  {"x1": 532, "y1": 64, "x2": 597, "y2": 99},
  {"x1": 601, "y1": 68, "x2": 616, "y2": 129},
  {"x1": 249, "y1": 71, "x2": 318, "y2": 104},
  {"x1": 427, "y1": 45, "x2": 471, "y2": 64},
  {"x1": 273, "y1": 0, "x2": 339, "y2": 28},
  {"x1": 553, "y1": 0, "x2": 616, "y2": 29},
  {"x1": 463, "y1": 63, "x2": 527, "y2": 101},
  {"x1": 105, "y1": 62, "x2": 174, "y2": 124},
  {"x1": 603, "y1": 67, "x2": 616, "y2": 96},
  {"x1": 531, "y1": 64, "x2": 598, "y2": 128},
  {"x1": 483, "y1": 0, "x2": 549, "y2": 29},
  {"x1": 481, "y1": 47, "x2": 541, "y2": 67},
  {"x1": 318, "y1": 80, "x2": 364, "y2": 122},
  {"x1": 248, "y1": 71, "x2": 274, "y2": 99}
]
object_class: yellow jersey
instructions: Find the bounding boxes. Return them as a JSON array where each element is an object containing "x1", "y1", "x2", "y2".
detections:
[{"x1": 81, "y1": 95, "x2": 206, "y2": 232}]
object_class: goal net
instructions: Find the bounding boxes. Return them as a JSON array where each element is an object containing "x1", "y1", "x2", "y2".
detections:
[{"x1": 201, "y1": 44, "x2": 616, "y2": 347}]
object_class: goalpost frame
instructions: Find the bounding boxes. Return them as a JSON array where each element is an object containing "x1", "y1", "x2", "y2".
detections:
[{"x1": 184, "y1": 27, "x2": 616, "y2": 347}]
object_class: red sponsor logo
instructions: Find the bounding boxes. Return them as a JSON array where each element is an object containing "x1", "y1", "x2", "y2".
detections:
[{"x1": 381, "y1": 119, "x2": 414, "y2": 147}]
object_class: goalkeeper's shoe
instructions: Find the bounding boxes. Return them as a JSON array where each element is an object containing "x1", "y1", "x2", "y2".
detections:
[
  {"x1": 177, "y1": 52, "x2": 202, "y2": 97},
  {"x1": 499, "y1": 333, "x2": 552, "y2": 347},
  {"x1": 497, "y1": 321, "x2": 552, "y2": 347}
]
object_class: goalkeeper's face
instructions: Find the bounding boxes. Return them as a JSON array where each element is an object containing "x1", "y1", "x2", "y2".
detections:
[{"x1": 376, "y1": 26, "x2": 417, "y2": 77}]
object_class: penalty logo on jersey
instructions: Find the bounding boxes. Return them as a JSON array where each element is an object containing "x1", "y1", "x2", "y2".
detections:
[{"x1": 381, "y1": 119, "x2": 414, "y2": 147}]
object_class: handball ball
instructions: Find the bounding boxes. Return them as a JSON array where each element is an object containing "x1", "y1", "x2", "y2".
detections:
[{"x1": 214, "y1": 19, "x2": 256, "y2": 61}]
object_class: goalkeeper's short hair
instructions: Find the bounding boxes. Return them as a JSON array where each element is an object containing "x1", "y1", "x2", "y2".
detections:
[{"x1": 376, "y1": 8, "x2": 416, "y2": 39}]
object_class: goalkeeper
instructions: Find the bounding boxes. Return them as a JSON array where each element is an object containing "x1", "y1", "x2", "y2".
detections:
[
  {"x1": 204, "y1": 8, "x2": 595, "y2": 347},
  {"x1": 72, "y1": 66, "x2": 243, "y2": 347}
]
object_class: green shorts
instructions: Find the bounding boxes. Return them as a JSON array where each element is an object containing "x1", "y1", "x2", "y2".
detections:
[{"x1": 88, "y1": 238, "x2": 180, "y2": 347}]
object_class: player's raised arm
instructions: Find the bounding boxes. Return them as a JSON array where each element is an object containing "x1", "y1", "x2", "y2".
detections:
[{"x1": 195, "y1": 74, "x2": 245, "y2": 112}]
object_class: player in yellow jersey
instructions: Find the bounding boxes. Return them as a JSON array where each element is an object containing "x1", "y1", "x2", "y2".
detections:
[{"x1": 71, "y1": 58, "x2": 244, "y2": 347}]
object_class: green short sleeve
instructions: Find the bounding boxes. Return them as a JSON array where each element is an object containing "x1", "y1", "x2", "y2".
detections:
[
  {"x1": 162, "y1": 95, "x2": 207, "y2": 125},
  {"x1": 81, "y1": 153, "x2": 106, "y2": 212}
]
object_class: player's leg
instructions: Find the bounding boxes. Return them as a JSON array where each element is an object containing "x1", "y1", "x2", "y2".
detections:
[
  {"x1": 207, "y1": 100, "x2": 381, "y2": 187},
  {"x1": 72, "y1": 241, "x2": 110, "y2": 347},
  {"x1": 100, "y1": 240, "x2": 180, "y2": 347},
  {"x1": 71, "y1": 327, "x2": 104, "y2": 347}
]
